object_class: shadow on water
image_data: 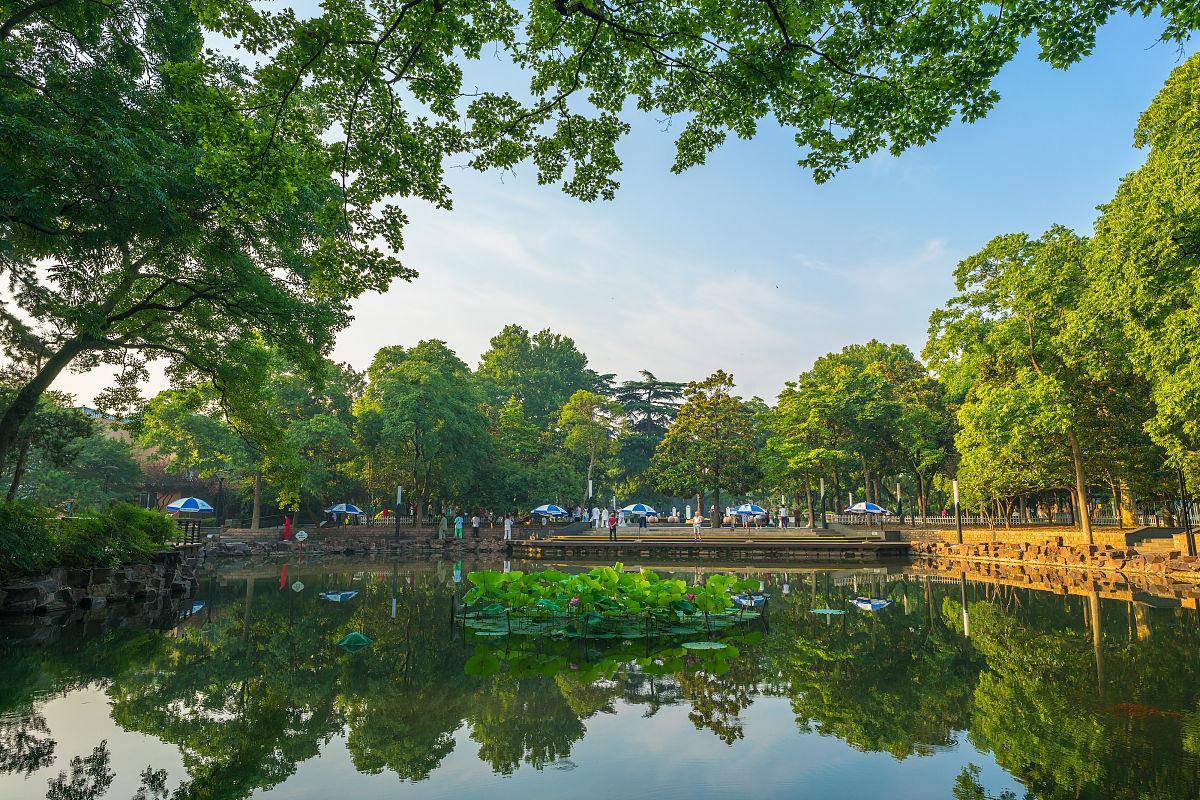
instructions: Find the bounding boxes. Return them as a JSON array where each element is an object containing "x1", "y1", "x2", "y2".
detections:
[{"x1": 2, "y1": 557, "x2": 1200, "y2": 799}]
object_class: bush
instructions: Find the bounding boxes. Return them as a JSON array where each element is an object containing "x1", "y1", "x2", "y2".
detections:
[
  {"x1": 56, "y1": 504, "x2": 174, "y2": 570},
  {"x1": 0, "y1": 502, "x2": 175, "y2": 578},
  {"x1": 0, "y1": 500, "x2": 60, "y2": 577}
]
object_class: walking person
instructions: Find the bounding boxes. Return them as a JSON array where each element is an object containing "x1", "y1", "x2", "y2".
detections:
[
  {"x1": 608, "y1": 509, "x2": 618, "y2": 541},
  {"x1": 504, "y1": 514, "x2": 513, "y2": 541},
  {"x1": 591, "y1": 506, "x2": 601, "y2": 529},
  {"x1": 438, "y1": 513, "x2": 448, "y2": 540},
  {"x1": 453, "y1": 512, "x2": 464, "y2": 539},
  {"x1": 692, "y1": 511, "x2": 703, "y2": 540},
  {"x1": 471, "y1": 512, "x2": 481, "y2": 539}
]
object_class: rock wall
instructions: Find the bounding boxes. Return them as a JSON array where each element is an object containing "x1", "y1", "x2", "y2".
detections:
[
  {"x1": 0, "y1": 550, "x2": 200, "y2": 618},
  {"x1": 911, "y1": 538, "x2": 1200, "y2": 586},
  {"x1": 901, "y1": 526, "x2": 1132, "y2": 547}
]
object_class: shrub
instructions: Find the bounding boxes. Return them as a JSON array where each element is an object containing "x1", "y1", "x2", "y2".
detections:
[
  {"x1": 57, "y1": 504, "x2": 174, "y2": 570},
  {"x1": 0, "y1": 502, "x2": 175, "y2": 578},
  {"x1": 0, "y1": 500, "x2": 59, "y2": 577}
]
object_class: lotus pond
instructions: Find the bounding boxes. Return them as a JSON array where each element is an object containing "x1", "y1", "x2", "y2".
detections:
[{"x1": 3, "y1": 559, "x2": 1200, "y2": 800}]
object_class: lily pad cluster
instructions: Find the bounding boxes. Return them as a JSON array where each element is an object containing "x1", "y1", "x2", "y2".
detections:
[{"x1": 460, "y1": 564, "x2": 760, "y2": 639}]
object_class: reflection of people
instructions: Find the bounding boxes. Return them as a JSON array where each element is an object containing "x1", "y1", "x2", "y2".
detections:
[
  {"x1": 608, "y1": 510, "x2": 618, "y2": 541},
  {"x1": 453, "y1": 514, "x2": 463, "y2": 539}
]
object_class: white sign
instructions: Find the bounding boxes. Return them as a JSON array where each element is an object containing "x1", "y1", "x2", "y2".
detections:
[
  {"x1": 295, "y1": 530, "x2": 309, "y2": 542},
  {"x1": 291, "y1": 581, "x2": 305, "y2": 592}
]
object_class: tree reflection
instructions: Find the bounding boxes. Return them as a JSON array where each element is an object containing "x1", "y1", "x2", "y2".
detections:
[{"x1": 4, "y1": 564, "x2": 1200, "y2": 800}]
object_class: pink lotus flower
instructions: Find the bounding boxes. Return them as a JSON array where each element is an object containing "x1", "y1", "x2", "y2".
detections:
[
  {"x1": 569, "y1": 597, "x2": 580, "y2": 606},
  {"x1": 686, "y1": 593, "x2": 696, "y2": 601}
]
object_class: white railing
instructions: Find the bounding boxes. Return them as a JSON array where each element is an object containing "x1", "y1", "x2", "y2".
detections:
[{"x1": 827, "y1": 513, "x2": 1128, "y2": 528}]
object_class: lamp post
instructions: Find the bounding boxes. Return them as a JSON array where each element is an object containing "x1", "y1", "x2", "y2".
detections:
[
  {"x1": 394, "y1": 485, "x2": 402, "y2": 541},
  {"x1": 953, "y1": 478, "x2": 963, "y2": 545}
]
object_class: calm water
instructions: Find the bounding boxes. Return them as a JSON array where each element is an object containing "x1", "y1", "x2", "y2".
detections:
[{"x1": 2, "y1": 559, "x2": 1199, "y2": 800}]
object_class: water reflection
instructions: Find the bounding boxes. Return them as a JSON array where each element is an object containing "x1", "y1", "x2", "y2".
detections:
[{"x1": 2, "y1": 561, "x2": 1200, "y2": 799}]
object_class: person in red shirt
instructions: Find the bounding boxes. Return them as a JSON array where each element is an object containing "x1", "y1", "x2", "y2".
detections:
[{"x1": 608, "y1": 510, "x2": 618, "y2": 542}]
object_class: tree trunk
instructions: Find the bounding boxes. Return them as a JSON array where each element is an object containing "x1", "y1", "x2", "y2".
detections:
[
  {"x1": 5, "y1": 435, "x2": 32, "y2": 501},
  {"x1": 251, "y1": 471, "x2": 262, "y2": 531},
  {"x1": 585, "y1": 456, "x2": 594, "y2": 509},
  {"x1": 860, "y1": 454, "x2": 873, "y2": 504},
  {"x1": 804, "y1": 478, "x2": 815, "y2": 529},
  {"x1": 1118, "y1": 482, "x2": 1137, "y2": 528},
  {"x1": 1067, "y1": 431, "x2": 1093, "y2": 544},
  {"x1": 712, "y1": 484, "x2": 721, "y2": 529},
  {"x1": 0, "y1": 335, "x2": 91, "y2": 471}
]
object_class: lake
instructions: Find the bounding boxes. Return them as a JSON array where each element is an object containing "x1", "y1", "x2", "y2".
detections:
[{"x1": 2, "y1": 558, "x2": 1198, "y2": 800}]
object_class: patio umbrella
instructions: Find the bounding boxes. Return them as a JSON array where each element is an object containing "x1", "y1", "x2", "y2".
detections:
[
  {"x1": 844, "y1": 502, "x2": 887, "y2": 515},
  {"x1": 732, "y1": 503, "x2": 767, "y2": 515},
  {"x1": 166, "y1": 497, "x2": 213, "y2": 513},
  {"x1": 532, "y1": 504, "x2": 567, "y2": 517},
  {"x1": 326, "y1": 503, "x2": 364, "y2": 515},
  {"x1": 620, "y1": 503, "x2": 657, "y2": 516}
]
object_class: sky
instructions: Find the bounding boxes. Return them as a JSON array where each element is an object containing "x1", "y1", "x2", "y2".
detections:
[{"x1": 50, "y1": 12, "x2": 1198, "y2": 404}]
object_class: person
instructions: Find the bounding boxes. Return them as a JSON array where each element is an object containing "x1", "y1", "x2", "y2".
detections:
[
  {"x1": 592, "y1": 506, "x2": 601, "y2": 529},
  {"x1": 438, "y1": 514, "x2": 448, "y2": 540},
  {"x1": 471, "y1": 513, "x2": 480, "y2": 538},
  {"x1": 692, "y1": 512, "x2": 703, "y2": 540},
  {"x1": 638, "y1": 512, "x2": 647, "y2": 530},
  {"x1": 608, "y1": 509, "x2": 618, "y2": 541},
  {"x1": 504, "y1": 514, "x2": 514, "y2": 541},
  {"x1": 779, "y1": 505, "x2": 788, "y2": 529},
  {"x1": 453, "y1": 513, "x2": 463, "y2": 539}
]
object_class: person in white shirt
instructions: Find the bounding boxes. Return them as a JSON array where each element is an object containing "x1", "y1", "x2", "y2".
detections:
[
  {"x1": 503, "y1": 515, "x2": 513, "y2": 540},
  {"x1": 591, "y1": 506, "x2": 601, "y2": 529},
  {"x1": 470, "y1": 514, "x2": 480, "y2": 538},
  {"x1": 780, "y1": 506, "x2": 788, "y2": 529}
]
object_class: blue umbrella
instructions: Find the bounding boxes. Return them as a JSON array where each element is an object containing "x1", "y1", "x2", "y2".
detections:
[
  {"x1": 844, "y1": 502, "x2": 887, "y2": 515},
  {"x1": 532, "y1": 504, "x2": 567, "y2": 517},
  {"x1": 732, "y1": 503, "x2": 766, "y2": 515},
  {"x1": 326, "y1": 503, "x2": 364, "y2": 515},
  {"x1": 166, "y1": 497, "x2": 213, "y2": 512},
  {"x1": 620, "y1": 503, "x2": 657, "y2": 516}
]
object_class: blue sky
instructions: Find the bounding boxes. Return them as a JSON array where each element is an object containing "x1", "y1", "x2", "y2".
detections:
[{"x1": 54, "y1": 12, "x2": 1199, "y2": 404}]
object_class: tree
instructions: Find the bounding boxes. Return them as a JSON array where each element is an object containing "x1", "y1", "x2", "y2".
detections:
[
  {"x1": 0, "y1": 0, "x2": 411, "y2": 470},
  {"x1": 356, "y1": 341, "x2": 490, "y2": 524},
  {"x1": 612, "y1": 371, "x2": 683, "y2": 499},
  {"x1": 925, "y1": 228, "x2": 1157, "y2": 541},
  {"x1": 483, "y1": 397, "x2": 576, "y2": 514},
  {"x1": 17, "y1": 428, "x2": 143, "y2": 509},
  {"x1": 476, "y1": 326, "x2": 604, "y2": 426},
  {"x1": 0, "y1": 386, "x2": 92, "y2": 501},
  {"x1": 1089, "y1": 53, "x2": 1200, "y2": 489},
  {"x1": 650, "y1": 371, "x2": 759, "y2": 525},
  {"x1": 557, "y1": 389, "x2": 622, "y2": 506}
]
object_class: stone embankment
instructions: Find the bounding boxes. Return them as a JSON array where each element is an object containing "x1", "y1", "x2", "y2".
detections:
[
  {"x1": 212, "y1": 528, "x2": 510, "y2": 558},
  {"x1": 912, "y1": 538, "x2": 1200, "y2": 586},
  {"x1": 0, "y1": 550, "x2": 200, "y2": 618}
]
